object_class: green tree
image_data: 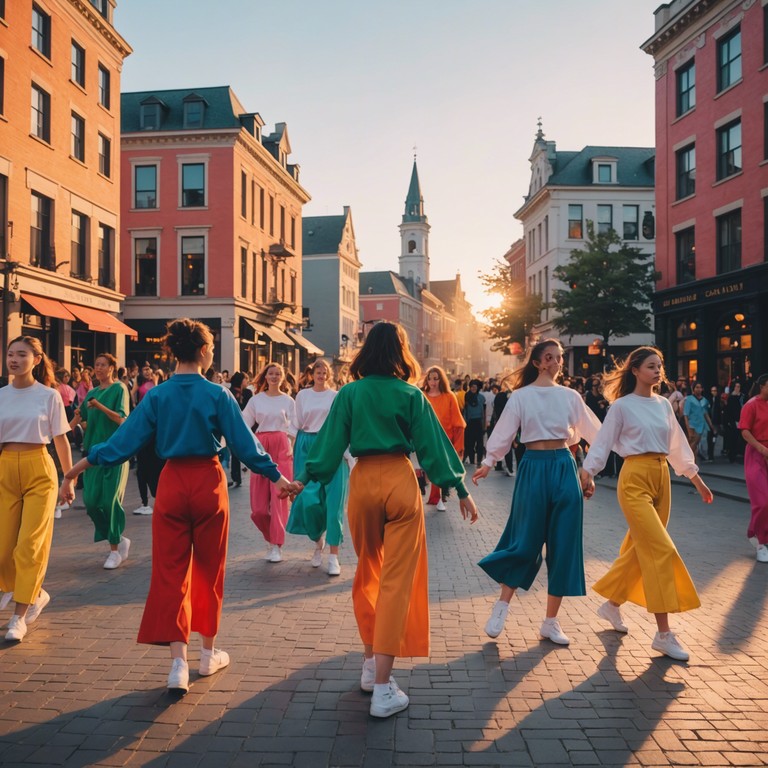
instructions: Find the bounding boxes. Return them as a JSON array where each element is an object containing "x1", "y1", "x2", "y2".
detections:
[
  {"x1": 551, "y1": 221, "x2": 659, "y2": 358},
  {"x1": 480, "y1": 259, "x2": 543, "y2": 353}
]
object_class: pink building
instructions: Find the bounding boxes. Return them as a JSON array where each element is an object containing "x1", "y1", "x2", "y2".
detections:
[
  {"x1": 643, "y1": 0, "x2": 768, "y2": 385},
  {"x1": 120, "y1": 87, "x2": 310, "y2": 376}
]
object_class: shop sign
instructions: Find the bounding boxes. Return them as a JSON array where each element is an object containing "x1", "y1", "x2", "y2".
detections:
[
  {"x1": 661, "y1": 292, "x2": 697, "y2": 308},
  {"x1": 703, "y1": 280, "x2": 744, "y2": 299}
]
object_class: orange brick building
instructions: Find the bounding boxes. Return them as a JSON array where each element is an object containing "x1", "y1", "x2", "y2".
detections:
[{"x1": 0, "y1": 0, "x2": 133, "y2": 376}]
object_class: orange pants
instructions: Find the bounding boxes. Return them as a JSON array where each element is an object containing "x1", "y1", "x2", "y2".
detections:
[
  {"x1": 348, "y1": 454, "x2": 429, "y2": 657},
  {"x1": 137, "y1": 457, "x2": 228, "y2": 645}
]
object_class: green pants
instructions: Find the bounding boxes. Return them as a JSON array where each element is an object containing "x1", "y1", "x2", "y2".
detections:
[{"x1": 83, "y1": 463, "x2": 129, "y2": 545}]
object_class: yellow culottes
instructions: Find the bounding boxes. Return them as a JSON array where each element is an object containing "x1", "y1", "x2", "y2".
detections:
[
  {"x1": 0, "y1": 447, "x2": 58, "y2": 605},
  {"x1": 347, "y1": 454, "x2": 429, "y2": 657},
  {"x1": 593, "y1": 453, "x2": 700, "y2": 614}
]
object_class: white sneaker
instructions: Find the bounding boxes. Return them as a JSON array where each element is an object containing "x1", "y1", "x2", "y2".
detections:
[
  {"x1": 370, "y1": 680, "x2": 409, "y2": 718},
  {"x1": 540, "y1": 617, "x2": 570, "y2": 645},
  {"x1": 167, "y1": 658, "x2": 189, "y2": 692},
  {"x1": 597, "y1": 601, "x2": 628, "y2": 633},
  {"x1": 652, "y1": 631, "x2": 689, "y2": 661},
  {"x1": 133, "y1": 505, "x2": 153, "y2": 515},
  {"x1": 311, "y1": 546, "x2": 323, "y2": 568},
  {"x1": 103, "y1": 551, "x2": 123, "y2": 570},
  {"x1": 25, "y1": 589, "x2": 50, "y2": 624},
  {"x1": 436, "y1": 499, "x2": 447, "y2": 512},
  {"x1": 327, "y1": 554, "x2": 341, "y2": 577},
  {"x1": 503, "y1": 468, "x2": 514, "y2": 477},
  {"x1": 117, "y1": 536, "x2": 131, "y2": 561},
  {"x1": 360, "y1": 656, "x2": 376, "y2": 692},
  {"x1": 5, "y1": 615, "x2": 27, "y2": 642},
  {"x1": 54, "y1": 506, "x2": 62, "y2": 519},
  {"x1": 484, "y1": 600, "x2": 510, "y2": 638},
  {"x1": 267, "y1": 545, "x2": 282, "y2": 563},
  {"x1": 757, "y1": 545, "x2": 768, "y2": 563},
  {"x1": 199, "y1": 648, "x2": 230, "y2": 676}
]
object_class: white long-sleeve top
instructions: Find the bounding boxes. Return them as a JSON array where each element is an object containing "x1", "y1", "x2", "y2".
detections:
[
  {"x1": 292, "y1": 388, "x2": 336, "y2": 435},
  {"x1": 482, "y1": 385, "x2": 601, "y2": 467},
  {"x1": 581, "y1": 393, "x2": 698, "y2": 478},
  {"x1": 242, "y1": 392, "x2": 295, "y2": 434}
]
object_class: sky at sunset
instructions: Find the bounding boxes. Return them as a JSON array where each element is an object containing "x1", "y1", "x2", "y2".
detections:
[{"x1": 116, "y1": 0, "x2": 661, "y2": 313}]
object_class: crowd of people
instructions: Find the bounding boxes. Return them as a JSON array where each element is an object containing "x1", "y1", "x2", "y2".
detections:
[{"x1": 0, "y1": 321, "x2": 766, "y2": 721}]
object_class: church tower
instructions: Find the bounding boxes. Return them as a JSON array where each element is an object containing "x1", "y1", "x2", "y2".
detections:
[{"x1": 398, "y1": 159, "x2": 430, "y2": 288}]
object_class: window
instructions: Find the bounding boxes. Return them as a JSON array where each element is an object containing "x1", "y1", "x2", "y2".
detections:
[
  {"x1": 291, "y1": 273, "x2": 296, "y2": 304},
  {"x1": 71, "y1": 211, "x2": 88, "y2": 278},
  {"x1": 676, "y1": 61, "x2": 695, "y2": 116},
  {"x1": 71, "y1": 42, "x2": 85, "y2": 87},
  {"x1": 0, "y1": 57, "x2": 6, "y2": 116},
  {"x1": 597, "y1": 164, "x2": 612, "y2": 183},
  {"x1": 134, "y1": 165, "x2": 157, "y2": 208},
  {"x1": 183, "y1": 99, "x2": 204, "y2": 128},
  {"x1": 98, "y1": 224, "x2": 113, "y2": 288},
  {"x1": 717, "y1": 119, "x2": 742, "y2": 180},
  {"x1": 261, "y1": 251, "x2": 268, "y2": 302},
  {"x1": 30, "y1": 84, "x2": 50, "y2": 142},
  {"x1": 676, "y1": 144, "x2": 696, "y2": 199},
  {"x1": 140, "y1": 103, "x2": 160, "y2": 130},
  {"x1": 765, "y1": 197, "x2": 768, "y2": 262},
  {"x1": 568, "y1": 204, "x2": 583, "y2": 239},
  {"x1": 241, "y1": 172, "x2": 247, "y2": 219},
  {"x1": 764, "y1": 102, "x2": 768, "y2": 161},
  {"x1": 717, "y1": 27, "x2": 741, "y2": 92},
  {"x1": 98, "y1": 65, "x2": 110, "y2": 109},
  {"x1": 181, "y1": 163, "x2": 204, "y2": 207},
  {"x1": 597, "y1": 205, "x2": 613, "y2": 235},
  {"x1": 259, "y1": 186, "x2": 265, "y2": 229},
  {"x1": 135, "y1": 237, "x2": 157, "y2": 296},
  {"x1": 269, "y1": 195, "x2": 274, "y2": 236},
  {"x1": 98, "y1": 134, "x2": 111, "y2": 177},
  {"x1": 181, "y1": 236, "x2": 205, "y2": 295},
  {"x1": 717, "y1": 209, "x2": 741, "y2": 274},
  {"x1": 280, "y1": 205, "x2": 285, "y2": 241},
  {"x1": 0, "y1": 0, "x2": 5, "y2": 20},
  {"x1": 0, "y1": 175, "x2": 7, "y2": 262},
  {"x1": 290, "y1": 216, "x2": 296, "y2": 248},
  {"x1": 30, "y1": 193, "x2": 52, "y2": 269},
  {"x1": 764, "y1": 5, "x2": 768, "y2": 65},
  {"x1": 32, "y1": 5, "x2": 51, "y2": 58},
  {"x1": 676, "y1": 227, "x2": 695, "y2": 284},
  {"x1": 240, "y1": 246, "x2": 247, "y2": 298},
  {"x1": 71, "y1": 113, "x2": 85, "y2": 162},
  {"x1": 623, "y1": 205, "x2": 639, "y2": 240},
  {"x1": 251, "y1": 252, "x2": 257, "y2": 301}
]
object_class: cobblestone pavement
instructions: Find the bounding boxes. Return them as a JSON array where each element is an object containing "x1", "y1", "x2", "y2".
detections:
[{"x1": 0, "y1": 462, "x2": 765, "y2": 767}]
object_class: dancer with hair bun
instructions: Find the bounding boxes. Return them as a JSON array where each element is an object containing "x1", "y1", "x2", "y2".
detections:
[
  {"x1": 0, "y1": 336, "x2": 72, "y2": 642},
  {"x1": 580, "y1": 346, "x2": 713, "y2": 662},
  {"x1": 64, "y1": 319, "x2": 298, "y2": 693},
  {"x1": 474, "y1": 339, "x2": 601, "y2": 646}
]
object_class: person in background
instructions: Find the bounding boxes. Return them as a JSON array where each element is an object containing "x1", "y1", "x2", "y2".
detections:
[
  {"x1": 683, "y1": 382, "x2": 715, "y2": 462},
  {"x1": 463, "y1": 379, "x2": 486, "y2": 467},
  {"x1": 132, "y1": 363, "x2": 166, "y2": 516},
  {"x1": 738, "y1": 374, "x2": 768, "y2": 563},
  {"x1": 725, "y1": 381, "x2": 745, "y2": 463},
  {"x1": 226, "y1": 372, "x2": 252, "y2": 489},
  {"x1": 709, "y1": 385, "x2": 723, "y2": 461}
]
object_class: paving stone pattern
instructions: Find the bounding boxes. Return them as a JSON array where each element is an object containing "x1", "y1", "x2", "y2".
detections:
[{"x1": 0, "y1": 462, "x2": 765, "y2": 767}]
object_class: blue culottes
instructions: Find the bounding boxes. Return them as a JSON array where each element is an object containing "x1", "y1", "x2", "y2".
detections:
[
  {"x1": 478, "y1": 448, "x2": 585, "y2": 596},
  {"x1": 287, "y1": 431, "x2": 349, "y2": 546}
]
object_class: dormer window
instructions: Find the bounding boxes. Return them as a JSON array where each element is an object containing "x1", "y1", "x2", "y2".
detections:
[
  {"x1": 592, "y1": 158, "x2": 618, "y2": 184},
  {"x1": 140, "y1": 102, "x2": 161, "y2": 130},
  {"x1": 183, "y1": 95, "x2": 206, "y2": 129}
]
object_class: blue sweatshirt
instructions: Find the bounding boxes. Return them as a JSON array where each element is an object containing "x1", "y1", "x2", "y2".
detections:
[{"x1": 86, "y1": 374, "x2": 281, "y2": 482}]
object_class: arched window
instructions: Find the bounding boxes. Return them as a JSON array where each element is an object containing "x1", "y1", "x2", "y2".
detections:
[{"x1": 408, "y1": 240, "x2": 416, "y2": 253}]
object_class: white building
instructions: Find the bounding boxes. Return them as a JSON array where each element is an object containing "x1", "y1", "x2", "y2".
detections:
[{"x1": 515, "y1": 124, "x2": 656, "y2": 375}]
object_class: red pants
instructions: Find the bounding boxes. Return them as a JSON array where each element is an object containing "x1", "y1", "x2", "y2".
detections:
[
  {"x1": 137, "y1": 457, "x2": 228, "y2": 645},
  {"x1": 250, "y1": 431, "x2": 292, "y2": 546}
]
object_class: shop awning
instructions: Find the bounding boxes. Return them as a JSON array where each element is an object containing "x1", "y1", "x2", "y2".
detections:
[
  {"x1": 243, "y1": 319, "x2": 294, "y2": 346},
  {"x1": 286, "y1": 330, "x2": 324, "y2": 356},
  {"x1": 21, "y1": 293, "x2": 76, "y2": 321},
  {"x1": 62, "y1": 303, "x2": 138, "y2": 339}
]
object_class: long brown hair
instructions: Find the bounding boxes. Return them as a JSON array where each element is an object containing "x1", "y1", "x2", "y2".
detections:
[
  {"x1": 749, "y1": 373, "x2": 768, "y2": 398},
  {"x1": 503, "y1": 338, "x2": 563, "y2": 392},
  {"x1": 602, "y1": 346, "x2": 668, "y2": 402},
  {"x1": 9, "y1": 336, "x2": 55, "y2": 387},
  {"x1": 349, "y1": 322, "x2": 420, "y2": 383},
  {"x1": 254, "y1": 362, "x2": 291, "y2": 394},
  {"x1": 421, "y1": 365, "x2": 450, "y2": 394}
]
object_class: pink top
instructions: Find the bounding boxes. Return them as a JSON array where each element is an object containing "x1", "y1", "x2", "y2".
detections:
[
  {"x1": 57, "y1": 383, "x2": 76, "y2": 406},
  {"x1": 136, "y1": 380, "x2": 155, "y2": 403},
  {"x1": 738, "y1": 396, "x2": 768, "y2": 446},
  {"x1": 76, "y1": 380, "x2": 92, "y2": 403}
]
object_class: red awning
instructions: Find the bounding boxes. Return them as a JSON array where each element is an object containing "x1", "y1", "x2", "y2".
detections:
[
  {"x1": 62, "y1": 303, "x2": 138, "y2": 339},
  {"x1": 21, "y1": 293, "x2": 76, "y2": 321}
]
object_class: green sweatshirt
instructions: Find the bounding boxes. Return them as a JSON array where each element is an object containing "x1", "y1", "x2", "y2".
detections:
[{"x1": 298, "y1": 375, "x2": 469, "y2": 498}]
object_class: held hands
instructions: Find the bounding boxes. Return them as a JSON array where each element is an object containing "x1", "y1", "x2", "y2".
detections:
[
  {"x1": 578, "y1": 468, "x2": 595, "y2": 500},
  {"x1": 59, "y1": 477, "x2": 76, "y2": 506},
  {"x1": 471, "y1": 464, "x2": 490, "y2": 485},
  {"x1": 459, "y1": 494, "x2": 479, "y2": 524},
  {"x1": 275, "y1": 476, "x2": 303, "y2": 500}
]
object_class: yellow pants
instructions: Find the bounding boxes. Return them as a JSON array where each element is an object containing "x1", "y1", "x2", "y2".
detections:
[
  {"x1": 0, "y1": 448, "x2": 57, "y2": 605},
  {"x1": 593, "y1": 453, "x2": 700, "y2": 614},
  {"x1": 347, "y1": 454, "x2": 429, "y2": 657}
]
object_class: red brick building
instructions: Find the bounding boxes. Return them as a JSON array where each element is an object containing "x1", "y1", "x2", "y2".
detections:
[{"x1": 643, "y1": 0, "x2": 768, "y2": 386}]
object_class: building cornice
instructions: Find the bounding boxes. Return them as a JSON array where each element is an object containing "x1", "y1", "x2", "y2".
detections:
[
  {"x1": 640, "y1": 0, "x2": 719, "y2": 57},
  {"x1": 68, "y1": 0, "x2": 133, "y2": 58}
]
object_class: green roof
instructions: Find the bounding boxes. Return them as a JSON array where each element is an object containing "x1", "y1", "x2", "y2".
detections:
[
  {"x1": 402, "y1": 160, "x2": 426, "y2": 223},
  {"x1": 303, "y1": 215, "x2": 346, "y2": 255},
  {"x1": 360, "y1": 271, "x2": 415, "y2": 298},
  {"x1": 548, "y1": 146, "x2": 655, "y2": 187}
]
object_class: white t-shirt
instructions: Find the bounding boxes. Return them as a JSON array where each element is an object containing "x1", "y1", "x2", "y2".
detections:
[
  {"x1": 0, "y1": 381, "x2": 70, "y2": 444},
  {"x1": 582, "y1": 393, "x2": 698, "y2": 478},
  {"x1": 292, "y1": 388, "x2": 336, "y2": 435},
  {"x1": 482, "y1": 385, "x2": 601, "y2": 467},
  {"x1": 242, "y1": 392, "x2": 295, "y2": 433}
]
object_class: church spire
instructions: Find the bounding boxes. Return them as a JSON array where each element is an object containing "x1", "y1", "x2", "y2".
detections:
[{"x1": 403, "y1": 159, "x2": 427, "y2": 223}]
